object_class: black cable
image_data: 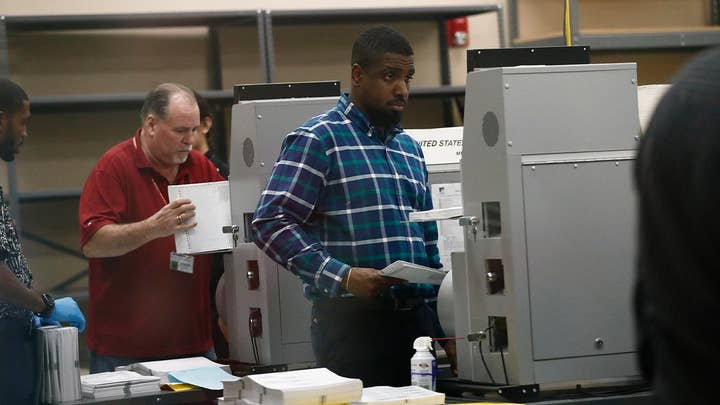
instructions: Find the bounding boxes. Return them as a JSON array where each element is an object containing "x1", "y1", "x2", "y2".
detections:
[
  {"x1": 477, "y1": 340, "x2": 497, "y2": 385},
  {"x1": 499, "y1": 344, "x2": 509, "y2": 385},
  {"x1": 251, "y1": 333, "x2": 256, "y2": 363},
  {"x1": 247, "y1": 316, "x2": 252, "y2": 360},
  {"x1": 248, "y1": 316, "x2": 259, "y2": 364},
  {"x1": 256, "y1": 337, "x2": 260, "y2": 363},
  {"x1": 252, "y1": 336, "x2": 260, "y2": 364}
]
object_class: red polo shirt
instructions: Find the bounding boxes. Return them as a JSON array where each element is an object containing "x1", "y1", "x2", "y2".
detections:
[{"x1": 79, "y1": 130, "x2": 224, "y2": 358}]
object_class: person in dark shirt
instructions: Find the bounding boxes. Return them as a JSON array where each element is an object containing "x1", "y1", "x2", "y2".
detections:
[
  {"x1": 191, "y1": 91, "x2": 229, "y2": 359},
  {"x1": 192, "y1": 91, "x2": 229, "y2": 179},
  {"x1": 0, "y1": 78, "x2": 86, "y2": 403},
  {"x1": 634, "y1": 47, "x2": 720, "y2": 404}
]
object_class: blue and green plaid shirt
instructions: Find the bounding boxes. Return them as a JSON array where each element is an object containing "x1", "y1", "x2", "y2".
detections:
[{"x1": 252, "y1": 94, "x2": 442, "y2": 301}]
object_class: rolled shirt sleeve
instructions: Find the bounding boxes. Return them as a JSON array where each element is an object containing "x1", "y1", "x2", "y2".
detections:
[{"x1": 79, "y1": 168, "x2": 124, "y2": 248}]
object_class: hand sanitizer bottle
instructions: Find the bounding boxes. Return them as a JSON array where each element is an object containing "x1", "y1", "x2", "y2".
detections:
[{"x1": 410, "y1": 336, "x2": 436, "y2": 391}]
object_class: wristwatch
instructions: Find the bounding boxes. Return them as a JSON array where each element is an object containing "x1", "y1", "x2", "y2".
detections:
[{"x1": 37, "y1": 293, "x2": 55, "y2": 318}]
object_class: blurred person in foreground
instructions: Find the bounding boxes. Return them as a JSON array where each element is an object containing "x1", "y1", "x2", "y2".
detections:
[{"x1": 634, "y1": 47, "x2": 720, "y2": 404}]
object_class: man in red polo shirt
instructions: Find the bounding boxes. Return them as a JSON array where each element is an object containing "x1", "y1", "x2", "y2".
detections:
[{"x1": 79, "y1": 83, "x2": 224, "y2": 373}]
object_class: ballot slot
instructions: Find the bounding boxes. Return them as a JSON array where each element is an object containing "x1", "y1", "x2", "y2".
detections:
[
  {"x1": 482, "y1": 201, "x2": 501, "y2": 238},
  {"x1": 247, "y1": 260, "x2": 259, "y2": 290},
  {"x1": 486, "y1": 259, "x2": 505, "y2": 295},
  {"x1": 243, "y1": 212, "x2": 254, "y2": 243},
  {"x1": 488, "y1": 316, "x2": 508, "y2": 353}
]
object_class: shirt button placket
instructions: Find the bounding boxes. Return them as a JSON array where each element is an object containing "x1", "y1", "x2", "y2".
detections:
[{"x1": 386, "y1": 144, "x2": 404, "y2": 220}]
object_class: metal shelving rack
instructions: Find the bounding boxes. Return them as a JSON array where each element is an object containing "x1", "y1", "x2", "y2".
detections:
[
  {"x1": 0, "y1": 6, "x2": 502, "y2": 294},
  {"x1": 0, "y1": 11, "x2": 267, "y2": 295},
  {"x1": 0, "y1": 10, "x2": 266, "y2": 228},
  {"x1": 1, "y1": 6, "x2": 504, "y2": 214},
  {"x1": 264, "y1": 5, "x2": 505, "y2": 125},
  {"x1": 508, "y1": 0, "x2": 720, "y2": 49}
]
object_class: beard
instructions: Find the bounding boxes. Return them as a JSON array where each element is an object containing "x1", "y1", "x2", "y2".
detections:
[
  {"x1": 0, "y1": 131, "x2": 16, "y2": 162},
  {"x1": 364, "y1": 104, "x2": 402, "y2": 129},
  {"x1": 172, "y1": 150, "x2": 191, "y2": 165}
]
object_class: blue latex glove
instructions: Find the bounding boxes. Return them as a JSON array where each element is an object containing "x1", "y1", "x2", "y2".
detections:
[
  {"x1": 32, "y1": 315, "x2": 61, "y2": 329},
  {"x1": 41, "y1": 297, "x2": 86, "y2": 332}
]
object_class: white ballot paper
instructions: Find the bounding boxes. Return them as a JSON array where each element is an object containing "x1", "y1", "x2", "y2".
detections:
[
  {"x1": 168, "y1": 180, "x2": 233, "y2": 254},
  {"x1": 81, "y1": 371, "x2": 160, "y2": 399},
  {"x1": 239, "y1": 367, "x2": 362, "y2": 405},
  {"x1": 350, "y1": 386, "x2": 445, "y2": 405},
  {"x1": 379, "y1": 261, "x2": 447, "y2": 285},
  {"x1": 408, "y1": 206, "x2": 463, "y2": 222},
  {"x1": 128, "y1": 356, "x2": 232, "y2": 384},
  {"x1": 35, "y1": 326, "x2": 82, "y2": 403},
  {"x1": 638, "y1": 84, "x2": 671, "y2": 135}
]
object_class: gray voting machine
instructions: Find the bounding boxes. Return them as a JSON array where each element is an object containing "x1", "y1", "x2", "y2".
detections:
[
  {"x1": 222, "y1": 85, "x2": 338, "y2": 366},
  {"x1": 451, "y1": 62, "x2": 641, "y2": 385}
]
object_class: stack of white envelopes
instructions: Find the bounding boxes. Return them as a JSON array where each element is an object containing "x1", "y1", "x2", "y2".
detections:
[
  {"x1": 81, "y1": 370, "x2": 161, "y2": 399},
  {"x1": 35, "y1": 326, "x2": 82, "y2": 403}
]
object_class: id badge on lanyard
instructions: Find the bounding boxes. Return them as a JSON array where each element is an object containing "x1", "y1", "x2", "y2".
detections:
[{"x1": 170, "y1": 252, "x2": 194, "y2": 274}]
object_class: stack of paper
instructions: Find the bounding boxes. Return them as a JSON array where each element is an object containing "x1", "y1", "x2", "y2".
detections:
[
  {"x1": 380, "y1": 261, "x2": 448, "y2": 285},
  {"x1": 169, "y1": 366, "x2": 240, "y2": 390},
  {"x1": 351, "y1": 386, "x2": 445, "y2": 405},
  {"x1": 169, "y1": 180, "x2": 234, "y2": 254},
  {"x1": 234, "y1": 368, "x2": 362, "y2": 405},
  {"x1": 81, "y1": 371, "x2": 161, "y2": 399},
  {"x1": 408, "y1": 206, "x2": 463, "y2": 222},
  {"x1": 128, "y1": 356, "x2": 232, "y2": 384},
  {"x1": 35, "y1": 326, "x2": 82, "y2": 403},
  {"x1": 638, "y1": 84, "x2": 671, "y2": 135}
]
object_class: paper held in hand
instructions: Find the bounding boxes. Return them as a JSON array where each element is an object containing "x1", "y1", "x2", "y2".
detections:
[
  {"x1": 379, "y1": 261, "x2": 448, "y2": 285},
  {"x1": 168, "y1": 180, "x2": 233, "y2": 254},
  {"x1": 407, "y1": 206, "x2": 463, "y2": 222}
]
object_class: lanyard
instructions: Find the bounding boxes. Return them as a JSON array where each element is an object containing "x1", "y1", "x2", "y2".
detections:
[
  {"x1": 151, "y1": 178, "x2": 168, "y2": 206},
  {"x1": 136, "y1": 136, "x2": 170, "y2": 206}
]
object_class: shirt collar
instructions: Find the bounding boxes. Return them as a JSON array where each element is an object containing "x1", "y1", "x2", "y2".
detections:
[
  {"x1": 338, "y1": 93, "x2": 403, "y2": 143},
  {"x1": 132, "y1": 129, "x2": 152, "y2": 169}
]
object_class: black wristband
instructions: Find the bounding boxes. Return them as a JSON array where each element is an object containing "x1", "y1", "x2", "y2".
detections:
[{"x1": 37, "y1": 293, "x2": 55, "y2": 318}]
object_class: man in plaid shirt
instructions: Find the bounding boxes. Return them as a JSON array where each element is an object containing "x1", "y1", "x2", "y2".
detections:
[{"x1": 252, "y1": 26, "x2": 453, "y2": 386}]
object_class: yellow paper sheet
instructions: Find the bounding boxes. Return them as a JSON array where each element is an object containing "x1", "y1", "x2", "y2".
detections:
[{"x1": 163, "y1": 383, "x2": 196, "y2": 392}]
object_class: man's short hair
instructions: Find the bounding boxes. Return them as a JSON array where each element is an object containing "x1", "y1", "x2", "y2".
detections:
[
  {"x1": 140, "y1": 83, "x2": 195, "y2": 122},
  {"x1": 0, "y1": 78, "x2": 28, "y2": 116},
  {"x1": 351, "y1": 25, "x2": 413, "y2": 68}
]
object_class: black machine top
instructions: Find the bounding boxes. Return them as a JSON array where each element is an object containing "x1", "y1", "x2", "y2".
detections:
[
  {"x1": 466, "y1": 46, "x2": 591, "y2": 72},
  {"x1": 233, "y1": 81, "x2": 341, "y2": 103}
]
